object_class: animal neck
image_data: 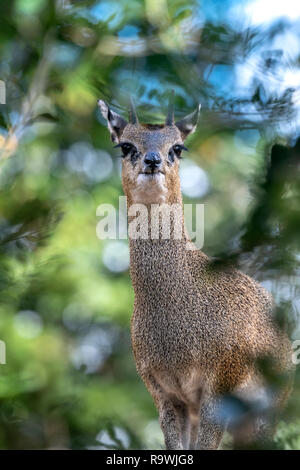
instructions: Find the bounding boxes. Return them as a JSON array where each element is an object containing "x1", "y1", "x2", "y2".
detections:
[{"x1": 127, "y1": 191, "x2": 192, "y2": 294}]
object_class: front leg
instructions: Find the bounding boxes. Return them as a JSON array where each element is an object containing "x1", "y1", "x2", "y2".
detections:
[
  {"x1": 143, "y1": 374, "x2": 186, "y2": 450},
  {"x1": 158, "y1": 398, "x2": 184, "y2": 450},
  {"x1": 196, "y1": 397, "x2": 226, "y2": 449}
]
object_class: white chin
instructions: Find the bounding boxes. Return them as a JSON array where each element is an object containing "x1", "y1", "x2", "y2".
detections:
[
  {"x1": 137, "y1": 172, "x2": 165, "y2": 183},
  {"x1": 132, "y1": 173, "x2": 167, "y2": 204}
]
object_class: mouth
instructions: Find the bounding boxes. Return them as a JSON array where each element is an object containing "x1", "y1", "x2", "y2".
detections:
[{"x1": 139, "y1": 170, "x2": 165, "y2": 176}]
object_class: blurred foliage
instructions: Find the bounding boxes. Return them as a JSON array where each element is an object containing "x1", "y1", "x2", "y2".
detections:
[{"x1": 0, "y1": 0, "x2": 299, "y2": 449}]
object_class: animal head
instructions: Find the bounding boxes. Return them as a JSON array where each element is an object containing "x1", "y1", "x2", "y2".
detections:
[{"x1": 98, "y1": 94, "x2": 200, "y2": 205}]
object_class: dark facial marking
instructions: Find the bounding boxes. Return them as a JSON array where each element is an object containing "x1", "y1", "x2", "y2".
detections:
[
  {"x1": 115, "y1": 142, "x2": 140, "y2": 164},
  {"x1": 168, "y1": 144, "x2": 188, "y2": 163}
]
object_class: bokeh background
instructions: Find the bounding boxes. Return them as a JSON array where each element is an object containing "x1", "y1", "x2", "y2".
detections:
[{"x1": 0, "y1": 0, "x2": 300, "y2": 449}]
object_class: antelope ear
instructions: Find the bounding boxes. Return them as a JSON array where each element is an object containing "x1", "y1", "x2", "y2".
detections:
[
  {"x1": 97, "y1": 100, "x2": 127, "y2": 142},
  {"x1": 175, "y1": 104, "x2": 201, "y2": 139}
]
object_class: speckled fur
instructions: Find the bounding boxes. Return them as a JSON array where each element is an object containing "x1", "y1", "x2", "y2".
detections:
[{"x1": 99, "y1": 100, "x2": 293, "y2": 450}]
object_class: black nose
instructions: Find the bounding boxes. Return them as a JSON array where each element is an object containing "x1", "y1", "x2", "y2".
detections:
[{"x1": 144, "y1": 152, "x2": 162, "y2": 169}]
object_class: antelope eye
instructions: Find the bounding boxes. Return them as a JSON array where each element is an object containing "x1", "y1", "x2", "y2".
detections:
[
  {"x1": 173, "y1": 145, "x2": 183, "y2": 157},
  {"x1": 121, "y1": 142, "x2": 135, "y2": 156},
  {"x1": 170, "y1": 144, "x2": 188, "y2": 159}
]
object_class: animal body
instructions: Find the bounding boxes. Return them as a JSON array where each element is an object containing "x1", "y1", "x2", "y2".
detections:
[{"x1": 98, "y1": 95, "x2": 292, "y2": 449}]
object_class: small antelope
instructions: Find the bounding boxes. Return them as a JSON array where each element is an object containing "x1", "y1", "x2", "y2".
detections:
[{"x1": 98, "y1": 95, "x2": 292, "y2": 450}]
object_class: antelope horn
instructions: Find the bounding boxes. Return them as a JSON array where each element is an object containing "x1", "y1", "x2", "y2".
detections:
[
  {"x1": 128, "y1": 95, "x2": 139, "y2": 124},
  {"x1": 165, "y1": 90, "x2": 175, "y2": 126}
]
